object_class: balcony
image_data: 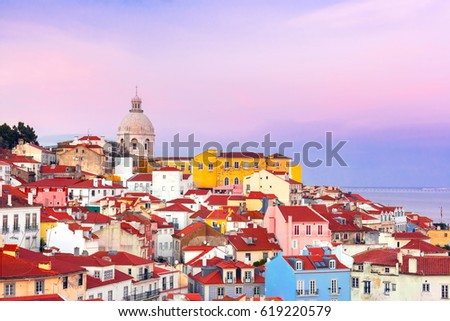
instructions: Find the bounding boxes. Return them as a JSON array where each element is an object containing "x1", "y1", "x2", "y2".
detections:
[
  {"x1": 123, "y1": 289, "x2": 160, "y2": 301},
  {"x1": 25, "y1": 225, "x2": 39, "y2": 232},
  {"x1": 137, "y1": 272, "x2": 154, "y2": 281},
  {"x1": 1, "y1": 227, "x2": 9, "y2": 234},
  {"x1": 13, "y1": 225, "x2": 20, "y2": 233},
  {"x1": 329, "y1": 287, "x2": 341, "y2": 296},
  {"x1": 296, "y1": 289, "x2": 319, "y2": 296}
]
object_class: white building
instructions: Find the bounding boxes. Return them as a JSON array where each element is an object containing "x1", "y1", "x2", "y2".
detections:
[
  {"x1": 154, "y1": 203, "x2": 194, "y2": 231},
  {"x1": 0, "y1": 161, "x2": 12, "y2": 184},
  {"x1": 127, "y1": 173, "x2": 153, "y2": 194},
  {"x1": 151, "y1": 214, "x2": 175, "y2": 264},
  {"x1": 152, "y1": 167, "x2": 184, "y2": 202},
  {"x1": 117, "y1": 93, "x2": 155, "y2": 159},
  {"x1": 67, "y1": 178, "x2": 127, "y2": 206},
  {"x1": 46, "y1": 222, "x2": 99, "y2": 255},
  {"x1": 0, "y1": 191, "x2": 41, "y2": 251}
]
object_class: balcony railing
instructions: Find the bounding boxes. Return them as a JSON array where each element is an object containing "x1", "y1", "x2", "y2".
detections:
[
  {"x1": 123, "y1": 289, "x2": 160, "y2": 301},
  {"x1": 25, "y1": 225, "x2": 39, "y2": 231},
  {"x1": 329, "y1": 288, "x2": 341, "y2": 295},
  {"x1": 13, "y1": 225, "x2": 20, "y2": 232},
  {"x1": 296, "y1": 289, "x2": 319, "y2": 296},
  {"x1": 1, "y1": 227, "x2": 9, "y2": 234},
  {"x1": 137, "y1": 272, "x2": 154, "y2": 281}
]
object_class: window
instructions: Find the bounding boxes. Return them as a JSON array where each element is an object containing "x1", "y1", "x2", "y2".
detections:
[
  {"x1": 343, "y1": 233, "x2": 349, "y2": 240},
  {"x1": 309, "y1": 280, "x2": 317, "y2": 294},
  {"x1": 384, "y1": 282, "x2": 391, "y2": 295},
  {"x1": 253, "y1": 162, "x2": 259, "y2": 169},
  {"x1": 208, "y1": 163, "x2": 214, "y2": 171},
  {"x1": 363, "y1": 281, "x2": 371, "y2": 294},
  {"x1": 97, "y1": 293, "x2": 102, "y2": 299},
  {"x1": 78, "y1": 273, "x2": 83, "y2": 286},
  {"x1": 392, "y1": 283, "x2": 396, "y2": 291},
  {"x1": 32, "y1": 213, "x2": 37, "y2": 228},
  {"x1": 226, "y1": 271, "x2": 233, "y2": 282},
  {"x1": 198, "y1": 163, "x2": 203, "y2": 170},
  {"x1": 357, "y1": 265, "x2": 363, "y2": 271},
  {"x1": 234, "y1": 177, "x2": 239, "y2": 185},
  {"x1": 422, "y1": 283, "x2": 430, "y2": 292},
  {"x1": 305, "y1": 225, "x2": 312, "y2": 235},
  {"x1": 352, "y1": 277, "x2": 359, "y2": 288},
  {"x1": 243, "y1": 162, "x2": 249, "y2": 169},
  {"x1": 224, "y1": 177, "x2": 229, "y2": 186},
  {"x1": 104, "y1": 269, "x2": 113, "y2": 281},
  {"x1": 234, "y1": 161, "x2": 239, "y2": 169},
  {"x1": 263, "y1": 252, "x2": 268, "y2": 259},
  {"x1": 329, "y1": 260, "x2": 336, "y2": 269},
  {"x1": 384, "y1": 267, "x2": 390, "y2": 273},
  {"x1": 296, "y1": 280, "x2": 304, "y2": 296},
  {"x1": 162, "y1": 277, "x2": 167, "y2": 290},
  {"x1": 13, "y1": 214, "x2": 19, "y2": 231},
  {"x1": 217, "y1": 287, "x2": 224, "y2": 298},
  {"x1": 91, "y1": 190, "x2": 95, "y2": 197},
  {"x1": 292, "y1": 239, "x2": 297, "y2": 249},
  {"x1": 224, "y1": 161, "x2": 230, "y2": 169},
  {"x1": 295, "y1": 260, "x2": 303, "y2": 270},
  {"x1": 442, "y1": 285, "x2": 449, "y2": 299},
  {"x1": 235, "y1": 286, "x2": 243, "y2": 295},
  {"x1": 63, "y1": 276, "x2": 68, "y2": 289},
  {"x1": 2, "y1": 215, "x2": 7, "y2": 233},
  {"x1": 318, "y1": 225, "x2": 323, "y2": 235},
  {"x1": 245, "y1": 253, "x2": 251, "y2": 262},
  {"x1": 244, "y1": 271, "x2": 252, "y2": 282},
  {"x1": 4, "y1": 283, "x2": 15, "y2": 297},
  {"x1": 94, "y1": 271, "x2": 100, "y2": 278},
  {"x1": 128, "y1": 268, "x2": 132, "y2": 275},
  {"x1": 169, "y1": 276, "x2": 174, "y2": 289},
  {"x1": 330, "y1": 279, "x2": 338, "y2": 294},
  {"x1": 293, "y1": 225, "x2": 300, "y2": 236},
  {"x1": 25, "y1": 213, "x2": 31, "y2": 230},
  {"x1": 108, "y1": 290, "x2": 113, "y2": 301},
  {"x1": 124, "y1": 286, "x2": 129, "y2": 298},
  {"x1": 254, "y1": 286, "x2": 260, "y2": 296}
]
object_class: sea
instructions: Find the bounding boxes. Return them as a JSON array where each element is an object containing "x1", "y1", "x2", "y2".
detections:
[{"x1": 341, "y1": 187, "x2": 450, "y2": 225}]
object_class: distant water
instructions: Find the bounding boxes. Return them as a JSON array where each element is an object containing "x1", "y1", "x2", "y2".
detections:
[{"x1": 342, "y1": 187, "x2": 450, "y2": 224}]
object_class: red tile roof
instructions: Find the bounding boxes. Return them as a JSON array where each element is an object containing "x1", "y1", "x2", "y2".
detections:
[
  {"x1": 157, "y1": 167, "x2": 181, "y2": 172},
  {"x1": 185, "y1": 189, "x2": 211, "y2": 196},
  {"x1": 1, "y1": 154, "x2": 40, "y2": 164},
  {"x1": 120, "y1": 222, "x2": 144, "y2": 237},
  {"x1": 278, "y1": 206, "x2": 328, "y2": 223},
  {"x1": 128, "y1": 173, "x2": 153, "y2": 182},
  {"x1": 190, "y1": 268, "x2": 265, "y2": 285},
  {"x1": 190, "y1": 206, "x2": 210, "y2": 220},
  {"x1": 166, "y1": 293, "x2": 202, "y2": 301},
  {"x1": 352, "y1": 249, "x2": 400, "y2": 266},
  {"x1": 79, "y1": 135, "x2": 102, "y2": 141},
  {"x1": 205, "y1": 194, "x2": 230, "y2": 206},
  {"x1": 401, "y1": 239, "x2": 447, "y2": 253},
  {"x1": 167, "y1": 198, "x2": 196, "y2": 204},
  {"x1": 227, "y1": 227, "x2": 281, "y2": 252},
  {"x1": 155, "y1": 203, "x2": 194, "y2": 213},
  {"x1": 228, "y1": 195, "x2": 246, "y2": 201},
  {"x1": 401, "y1": 256, "x2": 450, "y2": 275},
  {"x1": 0, "y1": 294, "x2": 65, "y2": 301},
  {"x1": 42, "y1": 208, "x2": 74, "y2": 221},
  {"x1": 40, "y1": 165, "x2": 76, "y2": 174},
  {"x1": 22, "y1": 178, "x2": 83, "y2": 188},
  {"x1": 92, "y1": 251, "x2": 153, "y2": 266},
  {"x1": 86, "y1": 269, "x2": 133, "y2": 289},
  {"x1": 283, "y1": 254, "x2": 347, "y2": 271},
  {"x1": 54, "y1": 253, "x2": 114, "y2": 267},
  {"x1": 392, "y1": 232, "x2": 430, "y2": 240},
  {"x1": 173, "y1": 221, "x2": 204, "y2": 238},
  {"x1": 187, "y1": 256, "x2": 224, "y2": 267},
  {"x1": 79, "y1": 212, "x2": 112, "y2": 224}
]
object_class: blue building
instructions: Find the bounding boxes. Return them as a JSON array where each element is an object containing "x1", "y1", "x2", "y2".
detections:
[{"x1": 265, "y1": 247, "x2": 351, "y2": 301}]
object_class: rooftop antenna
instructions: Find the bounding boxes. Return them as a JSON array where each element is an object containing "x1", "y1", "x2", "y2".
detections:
[
  {"x1": 440, "y1": 206, "x2": 443, "y2": 224},
  {"x1": 135, "y1": 85, "x2": 138, "y2": 97}
]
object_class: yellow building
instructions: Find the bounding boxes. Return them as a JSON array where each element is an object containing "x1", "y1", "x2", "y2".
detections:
[
  {"x1": 0, "y1": 244, "x2": 87, "y2": 301},
  {"x1": 57, "y1": 144, "x2": 106, "y2": 176},
  {"x1": 153, "y1": 157, "x2": 193, "y2": 175},
  {"x1": 40, "y1": 216, "x2": 58, "y2": 244},
  {"x1": 427, "y1": 227, "x2": 450, "y2": 247},
  {"x1": 193, "y1": 150, "x2": 302, "y2": 189}
]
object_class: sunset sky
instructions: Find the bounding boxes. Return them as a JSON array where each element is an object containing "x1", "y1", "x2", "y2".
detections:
[{"x1": 1, "y1": 0, "x2": 449, "y2": 187}]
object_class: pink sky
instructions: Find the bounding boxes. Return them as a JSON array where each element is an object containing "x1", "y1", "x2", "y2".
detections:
[{"x1": 1, "y1": 0, "x2": 449, "y2": 186}]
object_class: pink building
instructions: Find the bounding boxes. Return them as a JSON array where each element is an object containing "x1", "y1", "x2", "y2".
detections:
[{"x1": 264, "y1": 205, "x2": 331, "y2": 255}]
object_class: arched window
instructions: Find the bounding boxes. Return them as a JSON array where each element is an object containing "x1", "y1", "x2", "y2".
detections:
[
  {"x1": 224, "y1": 177, "x2": 229, "y2": 186},
  {"x1": 131, "y1": 138, "x2": 138, "y2": 150},
  {"x1": 234, "y1": 177, "x2": 239, "y2": 185},
  {"x1": 145, "y1": 139, "x2": 150, "y2": 150}
]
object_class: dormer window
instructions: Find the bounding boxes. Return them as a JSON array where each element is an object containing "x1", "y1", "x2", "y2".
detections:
[
  {"x1": 329, "y1": 260, "x2": 336, "y2": 269},
  {"x1": 295, "y1": 260, "x2": 303, "y2": 270}
]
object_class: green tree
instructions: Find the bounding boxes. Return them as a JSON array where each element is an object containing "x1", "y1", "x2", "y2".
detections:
[{"x1": 0, "y1": 122, "x2": 39, "y2": 149}]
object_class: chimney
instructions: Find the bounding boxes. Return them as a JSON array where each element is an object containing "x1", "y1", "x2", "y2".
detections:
[
  {"x1": 7, "y1": 194, "x2": 12, "y2": 207},
  {"x1": 38, "y1": 261, "x2": 52, "y2": 271},
  {"x1": 28, "y1": 192, "x2": 33, "y2": 206},
  {"x1": 93, "y1": 178, "x2": 99, "y2": 188}
]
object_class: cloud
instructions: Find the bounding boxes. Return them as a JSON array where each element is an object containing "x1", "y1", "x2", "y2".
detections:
[{"x1": 288, "y1": 0, "x2": 439, "y2": 29}]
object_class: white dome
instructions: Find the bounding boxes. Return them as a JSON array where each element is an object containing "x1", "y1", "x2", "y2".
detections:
[{"x1": 118, "y1": 112, "x2": 155, "y2": 136}]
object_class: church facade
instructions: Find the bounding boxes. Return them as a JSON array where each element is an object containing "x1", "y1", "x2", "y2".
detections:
[{"x1": 117, "y1": 92, "x2": 155, "y2": 159}]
